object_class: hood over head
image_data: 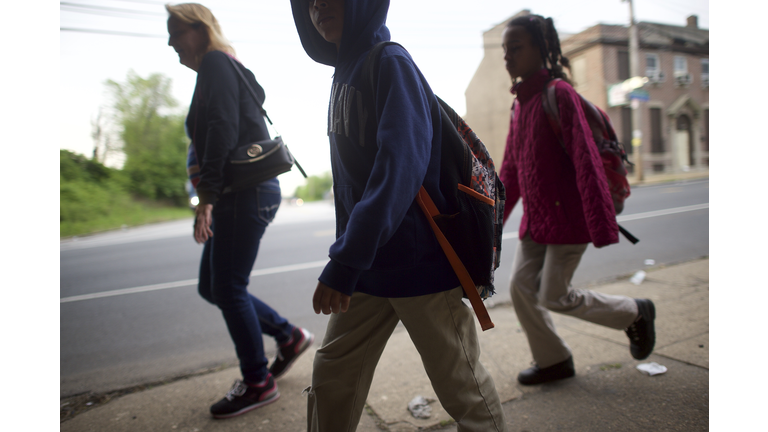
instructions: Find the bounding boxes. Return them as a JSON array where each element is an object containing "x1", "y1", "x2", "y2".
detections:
[{"x1": 291, "y1": 0, "x2": 391, "y2": 67}]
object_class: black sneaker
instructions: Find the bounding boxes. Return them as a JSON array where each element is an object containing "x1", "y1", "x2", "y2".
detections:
[
  {"x1": 210, "y1": 376, "x2": 280, "y2": 419},
  {"x1": 269, "y1": 327, "x2": 314, "y2": 379},
  {"x1": 626, "y1": 299, "x2": 656, "y2": 360},
  {"x1": 517, "y1": 356, "x2": 575, "y2": 385}
]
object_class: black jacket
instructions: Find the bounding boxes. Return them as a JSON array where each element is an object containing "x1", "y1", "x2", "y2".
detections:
[{"x1": 186, "y1": 50, "x2": 271, "y2": 205}]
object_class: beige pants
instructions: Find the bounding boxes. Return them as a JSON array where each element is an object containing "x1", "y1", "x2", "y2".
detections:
[
  {"x1": 306, "y1": 287, "x2": 507, "y2": 432},
  {"x1": 511, "y1": 234, "x2": 638, "y2": 368}
]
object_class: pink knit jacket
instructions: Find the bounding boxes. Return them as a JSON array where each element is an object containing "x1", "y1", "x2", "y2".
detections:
[{"x1": 499, "y1": 68, "x2": 618, "y2": 248}]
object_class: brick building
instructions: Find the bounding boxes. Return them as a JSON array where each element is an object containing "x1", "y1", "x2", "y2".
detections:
[{"x1": 464, "y1": 11, "x2": 709, "y2": 175}]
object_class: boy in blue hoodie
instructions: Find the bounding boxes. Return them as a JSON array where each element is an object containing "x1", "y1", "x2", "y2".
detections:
[{"x1": 291, "y1": 1, "x2": 508, "y2": 431}]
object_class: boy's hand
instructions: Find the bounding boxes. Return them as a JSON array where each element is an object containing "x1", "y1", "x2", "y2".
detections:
[
  {"x1": 194, "y1": 204, "x2": 214, "y2": 244},
  {"x1": 313, "y1": 282, "x2": 351, "y2": 315}
]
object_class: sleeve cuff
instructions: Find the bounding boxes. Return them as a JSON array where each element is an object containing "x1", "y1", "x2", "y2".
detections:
[
  {"x1": 319, "y1": 259, "x2": 362, "y2": 297},
  {"x1": 197, "y1": 189, "x2": 218, "y2": 206}
]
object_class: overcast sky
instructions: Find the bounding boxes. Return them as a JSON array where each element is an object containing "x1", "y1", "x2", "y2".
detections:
[{"x1": 59, "y1": 0, "x2": 710, "y2": 195}]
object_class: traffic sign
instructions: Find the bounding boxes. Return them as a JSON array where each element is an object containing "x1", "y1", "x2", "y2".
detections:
[{"x1": 629, "y1": 89, "x2": 650, "y2": 101}]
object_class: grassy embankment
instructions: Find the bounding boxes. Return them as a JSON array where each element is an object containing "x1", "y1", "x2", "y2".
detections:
[{"x1": 60, "y1": 150, "x2": 191, "y2": 238}]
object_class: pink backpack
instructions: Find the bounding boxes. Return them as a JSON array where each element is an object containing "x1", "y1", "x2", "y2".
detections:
[{"x1": 540, "y1": 79, "x2": 638, "y2": 244}]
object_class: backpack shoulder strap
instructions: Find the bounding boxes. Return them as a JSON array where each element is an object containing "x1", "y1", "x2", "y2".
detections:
[
  {"x1": 415, "y1": 186, "x2": 495, "y2": 331},
  {"x1": 540, "y1": 79, "x2": 566, "y2": 151},
  {"x1": 360, "y1": 41, "x2": 403, "y2": 118}
]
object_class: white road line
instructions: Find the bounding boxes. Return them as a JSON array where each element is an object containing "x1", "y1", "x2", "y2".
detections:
[
  {"x1": 60, "y1": 260, "x2": 329, "y2": 303},
  {"x1": 616, "y1": 203, "x2": 709, "y2": 222},
  {"x1": 62, "y1": 203, "x2": 708, "y2": 304},
  {"x1": 501, "y1": 203, "x2": 708, "y2": 240}
]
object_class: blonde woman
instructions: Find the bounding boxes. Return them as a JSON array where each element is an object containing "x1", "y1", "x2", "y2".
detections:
[{"x1": 166, "y1": 3, "x2": 313, "y2": 419}]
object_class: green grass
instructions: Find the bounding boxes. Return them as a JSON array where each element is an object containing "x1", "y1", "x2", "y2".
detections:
[{"x1": 60, "y1": 201, "x2": 192, "y2": 238}]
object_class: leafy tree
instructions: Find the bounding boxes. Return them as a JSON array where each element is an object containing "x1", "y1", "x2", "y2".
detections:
[
  {"x1": 90, "y1": 106, "x2": 122, "y2": 167},
  {"x1": 105, "y1": 70, "x2": 189, "y2": 205},
  {"x1": 294, "y1": 172, "x2": 333, "y2": 201}
]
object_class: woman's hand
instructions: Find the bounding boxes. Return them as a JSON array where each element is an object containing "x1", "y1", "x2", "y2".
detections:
[
  {"x1": 194, "y1": 204, "x2": 214, "y2": 244},
  {"x1": 312, "y1": 282, "x2": 351, "y2": 315}
]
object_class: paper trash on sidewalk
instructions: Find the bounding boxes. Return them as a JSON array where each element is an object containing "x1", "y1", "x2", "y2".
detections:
[
  {"x1": 407, "y1": 395, "x2": 435, "y2": 419},
  {"x1": 644, "y1": 259, "x2": 655, "y2": 266},
  {"x1": 636, "y1": 362, "x2": 667, "y2": 376},
  {"x1": 630, "y1": 270, "x2": 646, "y2": 285}
]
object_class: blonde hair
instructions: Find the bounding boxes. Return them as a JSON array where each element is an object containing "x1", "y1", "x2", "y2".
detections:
[{"x1": 165, "y1": 3, "x2": 235, "y2": 64}]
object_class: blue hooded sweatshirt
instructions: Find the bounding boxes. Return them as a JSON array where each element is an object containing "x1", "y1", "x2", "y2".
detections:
[{"x1": 291, "y1": 0, "x2": 459, "y2": 297}]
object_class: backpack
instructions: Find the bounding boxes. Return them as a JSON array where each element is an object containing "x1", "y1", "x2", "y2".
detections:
[
  {"x1": 538, "y1": 79, "x2": 639, "y2": 244},
  {"x1": 361, "y1": 41, "x2": 505, "y2": 331}
]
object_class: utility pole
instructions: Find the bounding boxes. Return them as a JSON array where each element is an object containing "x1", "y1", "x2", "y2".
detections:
[{"x1": 626, "y1": 0, "x2": 644, "y2": 181}]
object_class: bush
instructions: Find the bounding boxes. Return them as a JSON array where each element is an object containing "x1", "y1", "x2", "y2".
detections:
[
  {"x1": 60, "y1": 150, "x2": 190, "y2": 237},
  {"x1": 294, "y1": 172, "x2": 333, "y2": 201}
]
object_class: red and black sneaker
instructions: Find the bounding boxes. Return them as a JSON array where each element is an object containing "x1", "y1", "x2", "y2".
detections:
[
  {"x1": 269, "y1": 327, "x2": 315, "y2": 379},
  {"x1": 210, "y1": 375, "x2": 280, "y2": 419}
]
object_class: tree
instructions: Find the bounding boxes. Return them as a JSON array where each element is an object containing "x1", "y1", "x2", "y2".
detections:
[
  {"x1": 294, "y1": 172, "x2": 333, "y2": 201},
  {"x1": 105, "y1": 70, "x2": 189, "y2": 205},
  {"x1": 90, "y1": 106, "x2": 121, "y2": 167}
]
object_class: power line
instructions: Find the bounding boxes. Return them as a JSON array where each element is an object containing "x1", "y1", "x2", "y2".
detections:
[
  {"x1": 112, "y1": 0, "x2": 168, "y2": 5},
  {"x1": 60, "y1": 1, "x2": 166, "y2": 16},
  {"x1": 61, "y1": 27, "x2": 166, "y2": 38}
]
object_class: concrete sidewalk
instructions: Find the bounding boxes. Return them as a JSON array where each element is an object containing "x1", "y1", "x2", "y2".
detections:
[
  {"x1": 61, "y1": 258, "x2": 709, "y2": 431},
  {"x1": 628, "y1": 169, "x2": 708, "y2": 187}
]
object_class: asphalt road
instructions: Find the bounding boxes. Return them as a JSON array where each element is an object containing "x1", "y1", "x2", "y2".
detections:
[{"x1": 60, "y1": 179, "x2": 708, "y2": 397}]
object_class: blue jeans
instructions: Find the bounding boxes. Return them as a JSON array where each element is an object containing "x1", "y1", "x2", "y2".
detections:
[{"x1": 198, "y1": 179, "x2": 294, "y2": 383}]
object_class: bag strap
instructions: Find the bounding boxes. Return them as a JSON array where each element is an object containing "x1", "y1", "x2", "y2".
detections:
[
  {"x1": 225, "y1": 54, "x2": 273, "y2": 126},
  {"x1": 540, "y1": 79, "x2": 566, "y2": 151},
  {"x1": 362, "y1": 41, "x2": 494, "y2": 331},
  {"x1": 224, "y1": 54, "x2": 306, "y2": 178},
  {"x1": 415, "y1": 187, "x2": 495, "y2": 330}
]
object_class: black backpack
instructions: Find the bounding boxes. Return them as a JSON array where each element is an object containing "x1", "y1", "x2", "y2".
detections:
[{"x1": 361, "y1": 41, "x2": 505, "y2": 331}]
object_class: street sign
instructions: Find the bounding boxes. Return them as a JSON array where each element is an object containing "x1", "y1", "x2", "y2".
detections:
[
  {"x1": 629, "y1": 89, "x2": 650, "y2": 101},
  {"x1": 608, "y1": 83, "x2": 628, "y2": 107}
]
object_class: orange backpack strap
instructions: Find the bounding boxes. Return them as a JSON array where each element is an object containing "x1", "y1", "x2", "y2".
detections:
[{"x1": 415, "y1": 186, "x2": 495, "y2": 331}]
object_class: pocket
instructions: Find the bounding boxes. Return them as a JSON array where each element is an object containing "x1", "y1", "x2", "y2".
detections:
[{"x1": 257, "y1": 188, "x2": 281, "y2": 224}]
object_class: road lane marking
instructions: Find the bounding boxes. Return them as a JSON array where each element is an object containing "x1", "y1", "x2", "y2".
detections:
[
  {"x1": 60, "y1": 260, "x2": 329, "y2": 303},
  {"x1": 62, "y1": 203, "x2": 708, "y2": 303},
  {"x1": 615, "y1": 203, "x2": 709, "y2": 222},
  {"x1": 500, "y1": 202, "x2": 708, "y2": 240}
]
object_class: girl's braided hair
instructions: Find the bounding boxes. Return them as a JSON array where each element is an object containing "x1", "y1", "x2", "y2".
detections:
[{"x1": 507, "y1": 14, "x2": 572, "y2": 85}]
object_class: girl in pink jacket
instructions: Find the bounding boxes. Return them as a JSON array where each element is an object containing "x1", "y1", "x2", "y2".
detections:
[{"x1": 499, "y1": 14, "x2": 656, "y2": 385}]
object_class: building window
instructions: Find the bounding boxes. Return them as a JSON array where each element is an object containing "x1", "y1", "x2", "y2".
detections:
[
  {"x1": 621, "y1": 107, "x2": 633, "y2": 155},
  {"x1": 645, "y1": 53, "x2": 664, "y2": 83},
  {"x1": 618, "y1": 51, "x2": 630, "y2": 81},
  {"x1": 701, "y1": 58, "x2": 709, "y2": 88},
  {"x1": 674, "y1": 56, "x2": 692, "y2": 86},
  {"x1": 674, "y1": 56, "x2": 688, "y2": 74},
  {"x1": 650, "y1": 108, "x2": 663, "y2": 153}
]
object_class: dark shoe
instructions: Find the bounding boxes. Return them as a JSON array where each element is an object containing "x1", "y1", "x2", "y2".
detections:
[
  {"x1": 269, "y1": 327, "x2": 315, "y2": 379},
  {"x1": 626, "y1": 299, "x2": 656, "y2": 360},
  {"x1": 517, "y1": 356, "x2": 575, "y2": 385},
  {"x1": 210, "y1": 376, "x2": 280, "y2": 419}
]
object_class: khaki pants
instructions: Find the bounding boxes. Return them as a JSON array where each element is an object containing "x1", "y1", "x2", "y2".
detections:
[
  {"x1": 306, "y1": 287, "x2": 507, "y2": 432},
  {"x1": 510, "y1": 235, "x2": 638, "y2": 368}
]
